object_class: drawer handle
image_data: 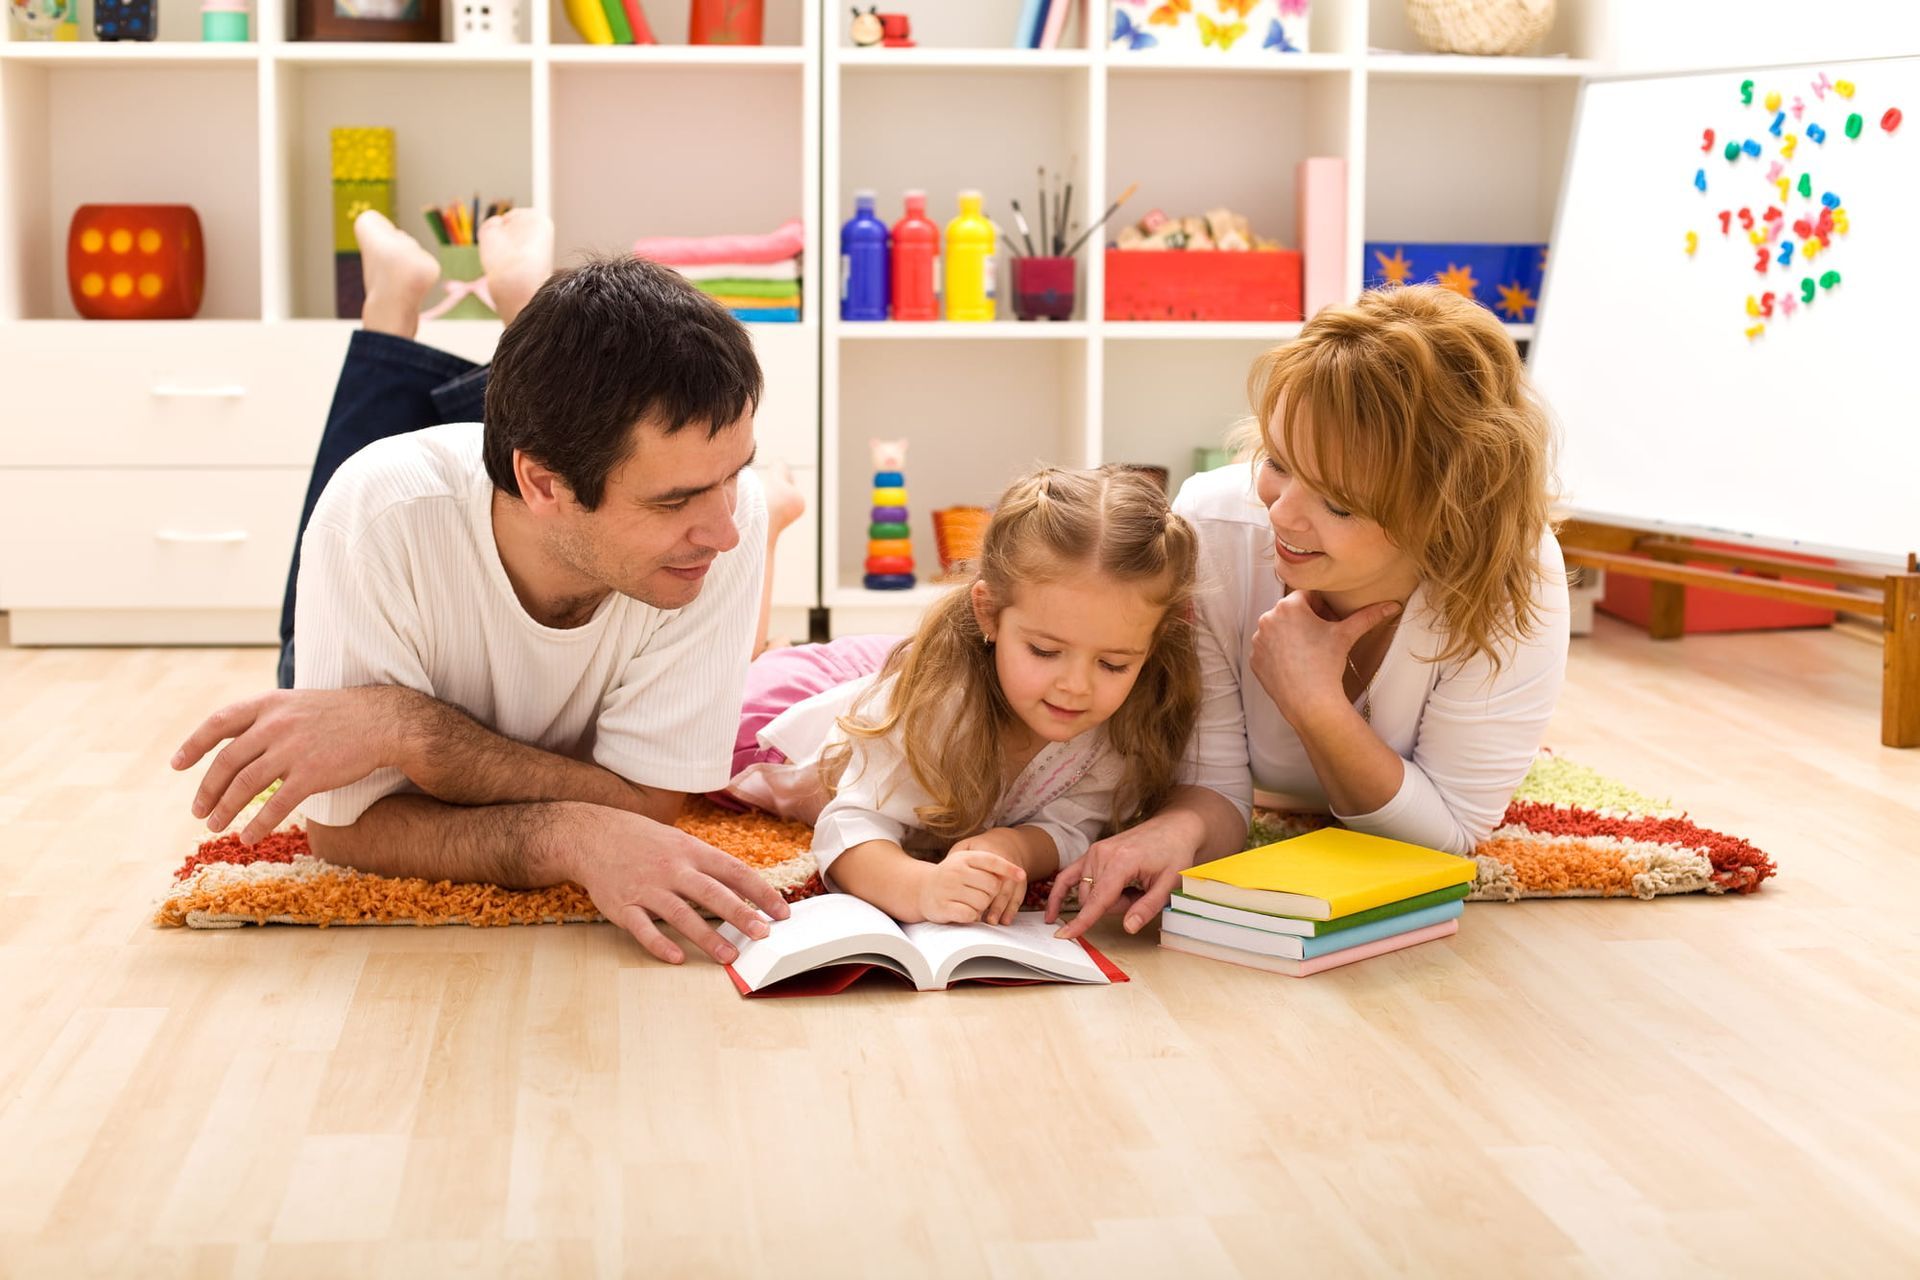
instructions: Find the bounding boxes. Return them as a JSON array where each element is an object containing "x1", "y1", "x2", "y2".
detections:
[
  {"x1": 155, "y1": 529, "x2": 250, "y2": 545},
  {"x1": 151, "y1": 384, "x2": 248, "y2": 399}
]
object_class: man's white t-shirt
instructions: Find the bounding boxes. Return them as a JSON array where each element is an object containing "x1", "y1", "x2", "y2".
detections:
[{"x1": 293, "y1": 422, "x2": 767, "y2": 826}]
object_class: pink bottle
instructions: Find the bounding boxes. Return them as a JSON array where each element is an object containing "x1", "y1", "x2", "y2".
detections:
[{"x1": 890, "y1": 189, "x2": 940, "y2": 321}]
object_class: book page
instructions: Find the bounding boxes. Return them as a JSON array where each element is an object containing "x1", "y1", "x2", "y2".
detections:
[
  {"x1": 901, "y1": 912, "x2": 1107, "y2": 987},
  {"x1": 722, "y1": 894, "x2": 931, "y2": 991}
]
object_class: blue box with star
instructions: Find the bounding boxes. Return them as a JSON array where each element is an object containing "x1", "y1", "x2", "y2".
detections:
[{"x1": 1362, "y1": 242, "x2": 1549, "y2": 323}]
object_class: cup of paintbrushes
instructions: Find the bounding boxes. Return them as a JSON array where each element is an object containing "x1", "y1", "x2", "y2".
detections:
[{"x1": 1011, "y1": 256, "x2": 1076, "y2": 321}]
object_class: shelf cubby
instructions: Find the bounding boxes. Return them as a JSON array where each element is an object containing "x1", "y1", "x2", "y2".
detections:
[
  {"x1": 1, "y1": 61, "x2": 261, "y2": 320},
  {"x1": 278, "y1": 60, "x2": 534, "y2": 320}
]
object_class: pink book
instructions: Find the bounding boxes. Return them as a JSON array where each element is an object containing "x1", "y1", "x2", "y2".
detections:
[
  {"x1": 1297, "y1": 156, "x2": 1347, "y2": 321},
  {"x1": 1159, "y1": 917, "x2": 1458, "y2": 977},
  {"x1": 1038, "y1": 0, "x2": 1074, "y2": 50}
]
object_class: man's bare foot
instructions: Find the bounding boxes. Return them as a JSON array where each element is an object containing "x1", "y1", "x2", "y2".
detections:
[
  {"x1": 355, "y1": 210, "x2": 441, "y2": 340},
  {"x1": 762, "y1": 459, "x2": 807, "y2": 535},
  {"x1": 479, "y1": 209, "x2": 555, "y2": 327}
]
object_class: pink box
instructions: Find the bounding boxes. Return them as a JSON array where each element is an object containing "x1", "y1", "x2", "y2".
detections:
[{"x1": 1297, "y1": 156, "x2": 1346, "y2": 321}]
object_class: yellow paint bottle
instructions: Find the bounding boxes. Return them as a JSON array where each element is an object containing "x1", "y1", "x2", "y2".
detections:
[{"x1": 943, "y1": 189, "x2": 997, "y2": 322}]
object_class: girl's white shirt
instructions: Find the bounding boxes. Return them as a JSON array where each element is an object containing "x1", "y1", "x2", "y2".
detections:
[{"x1": 727, "y1": 672, "x2": 1125, "y2": 885}]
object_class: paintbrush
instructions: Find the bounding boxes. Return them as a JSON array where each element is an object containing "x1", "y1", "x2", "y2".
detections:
[
  {"x1": 1037, "y1": 166, "x2": 1049, "y2": 264},
  {"x1": 1062, "y1": 182, "x2": 1138, "y2": 258},
  {"x1": 1008, "y1": 200, "x2": 1037, "y2": 257}
]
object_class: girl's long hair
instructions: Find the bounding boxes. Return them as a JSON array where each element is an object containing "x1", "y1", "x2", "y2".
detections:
[
  {"x1": 1244, "y1": 283, "x2": 1560, "y2": 670},
  {"x1": 828, "y1": 465, "x2": 1201, "y2": 841}
]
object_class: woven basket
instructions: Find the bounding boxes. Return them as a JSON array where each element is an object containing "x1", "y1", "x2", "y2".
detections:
[{"x1": 1404, "y1": 0, "x2": 1554, "y2": 56}]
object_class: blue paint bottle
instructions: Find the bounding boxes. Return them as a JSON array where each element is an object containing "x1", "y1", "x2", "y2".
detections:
[{"x1": 840, "y1": 189, "x2": 890, "y2": 322}]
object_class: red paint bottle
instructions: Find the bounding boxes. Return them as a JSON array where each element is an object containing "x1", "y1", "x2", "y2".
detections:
[{"x1": 890, "y1": 188, "x2": 940, "y2": 321}]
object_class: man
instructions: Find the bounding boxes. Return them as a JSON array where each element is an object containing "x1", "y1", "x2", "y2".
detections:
[{"x1": 173, "y1": 243, "x2": 792, "y2": 967}]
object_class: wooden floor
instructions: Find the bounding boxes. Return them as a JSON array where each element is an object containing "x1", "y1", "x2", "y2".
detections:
[{"x1": 1, "y1": 614, "x2": 1916, "y2": 1278}]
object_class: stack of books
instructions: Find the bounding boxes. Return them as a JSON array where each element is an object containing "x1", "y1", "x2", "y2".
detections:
[{"x1": 1160, "y1": 828, "x2": 1477, "y2": 977}]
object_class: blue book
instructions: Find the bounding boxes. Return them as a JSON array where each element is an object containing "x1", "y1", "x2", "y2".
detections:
[
  {"x1": 1014, "y1": 0, "x2": 1047, "y2": 47},
  {"x1": 1160, "y1": 899, "x2": 1465, "y2": 962},
  {"x1": 727, "y1": 306, "x2": 801, "y2": 323}
]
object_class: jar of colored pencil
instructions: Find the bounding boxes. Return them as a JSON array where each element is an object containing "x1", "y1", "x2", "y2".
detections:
[{"x1": 430, "y1": 244, "x2": 495, "y2": 321}]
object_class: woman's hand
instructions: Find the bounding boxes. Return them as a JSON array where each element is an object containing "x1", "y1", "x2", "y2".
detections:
[
  {"x1": 1250, "y1": 592, "x2": 1401, "y2": 729},
  {"x1": 920, "y1": 847, "x2": 1026, "y2": 925},
  {"x1": 1045, "y1": 816, "x2": 1206, "y2": 940}
]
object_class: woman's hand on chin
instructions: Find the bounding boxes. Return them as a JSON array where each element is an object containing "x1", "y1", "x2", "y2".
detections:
[{"x1": 1250, "y1": 591, "x2": 1401, "y2": 728}]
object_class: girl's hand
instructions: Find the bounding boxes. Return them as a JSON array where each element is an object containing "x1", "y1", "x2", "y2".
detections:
[
  {"x1": 1250, "y1": 592, "x2": 1401, "y2": 729},
  {"x1": 1046, "y1": 819, "x2": 1204, "y2": 940},
  {"x1": 920, "y1": 847, "x2": 1026, "y2": 925}
]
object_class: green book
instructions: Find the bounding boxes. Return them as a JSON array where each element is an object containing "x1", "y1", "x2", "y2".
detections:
[
  {"x1": 599, "y1": 0, "x2": 634, "y2": 43},
  {"x1": 1166, "y1": 882, "x2": 1471, "y2": 939}
]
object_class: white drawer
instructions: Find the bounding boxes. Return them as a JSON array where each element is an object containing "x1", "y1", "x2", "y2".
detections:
[
  {"x1": 0, "y1": 468, "x2": 306, "y2": 610},
  {"x1": 0, "y1": 320, "x2": 809, "y2": 470},
  {"x1": 0, "y1": 322, "x2": 350, "y2": 468}
]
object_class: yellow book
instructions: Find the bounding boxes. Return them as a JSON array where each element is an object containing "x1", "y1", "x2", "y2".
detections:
[{"x1": 1179, "y1": 828, "x2": 1477, "y2": 921}]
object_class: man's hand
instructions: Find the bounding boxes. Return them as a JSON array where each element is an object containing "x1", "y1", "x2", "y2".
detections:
[
  {"x1": 919, "y1": 846, "x2": 1027, "y2": 925},
  {"x1": 172, "y1": 688, "x2": 414, "y2": 843},
  {"x1": 564, "y1": 814, "x2": 792, "y2": 965}
]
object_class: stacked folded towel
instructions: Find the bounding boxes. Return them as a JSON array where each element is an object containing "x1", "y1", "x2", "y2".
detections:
[{"x1": 634, "y1": 220, "x2": 805, "y2": 323}]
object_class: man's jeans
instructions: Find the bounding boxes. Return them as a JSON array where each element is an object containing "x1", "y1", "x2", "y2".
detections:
[{"x1": 276, "y1": 330, "x2": 491, "y2": 688}]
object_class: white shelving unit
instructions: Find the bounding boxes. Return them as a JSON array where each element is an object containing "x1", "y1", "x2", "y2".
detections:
[
  {"x1": 819, "y1": 0, "x2": 1606, "y2": 634},
  {"x1": 0, "y1": 0, "x2": 1603, "y2": 644},
  {"x1": 0, "y1": 0, "x2": 821, "y2": 644}
]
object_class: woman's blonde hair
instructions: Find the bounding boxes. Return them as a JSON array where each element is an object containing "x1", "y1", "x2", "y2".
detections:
[
  {"x1": 1244, "y1": 283, "x2": 1559, "y2": 670},
  {"x1": 829, "y1": 465, "x2": 1201, "y2": 842}
]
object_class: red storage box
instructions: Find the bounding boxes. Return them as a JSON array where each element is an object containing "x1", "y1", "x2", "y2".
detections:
[
  {"x1": 1105, "y1": 249, "x2": 1303, "y2": 322},
  {"x1": 1598, "y1": 541, "x2": 1837, "y2": 634}
]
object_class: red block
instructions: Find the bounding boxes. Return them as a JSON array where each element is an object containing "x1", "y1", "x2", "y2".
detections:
[
  {"x1": 1105, "y1": 249, "x2": 1303, "y2": 322},
  {"x1": 67, "y1": 204, "x2": 205, "y2": 320}
]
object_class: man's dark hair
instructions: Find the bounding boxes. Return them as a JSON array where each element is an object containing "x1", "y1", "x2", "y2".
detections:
[{"x1": 483, "y1": 254, "x2": 763, "y2": 510}]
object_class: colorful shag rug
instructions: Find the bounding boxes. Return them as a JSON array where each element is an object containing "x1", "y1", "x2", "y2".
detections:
[{"x1": 155, "y1": 755, "x2": 1776, "y2": 930}]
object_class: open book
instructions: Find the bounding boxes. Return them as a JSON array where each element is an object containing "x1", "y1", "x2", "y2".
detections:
[{"x1": 719, "y1": 894, "x2": 1125, "y2": 997}]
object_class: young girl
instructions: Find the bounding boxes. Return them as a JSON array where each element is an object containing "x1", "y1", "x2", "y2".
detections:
[{"x1": 719, "y1": 464, "x2": 1201, "y2": 925}]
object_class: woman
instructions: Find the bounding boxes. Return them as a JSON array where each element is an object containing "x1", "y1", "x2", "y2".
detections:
[{"x1": 1050, "y1": 284, "x2": 1571, "y2": 938}]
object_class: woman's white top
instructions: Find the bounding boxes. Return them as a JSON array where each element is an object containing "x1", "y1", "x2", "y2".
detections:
[
  {"x1": 1174, "y1": 462, "x2": 1571, "y2": 855},
  {"x1": 727, "y1": 673, "x2": 1126, "y2": 886}
]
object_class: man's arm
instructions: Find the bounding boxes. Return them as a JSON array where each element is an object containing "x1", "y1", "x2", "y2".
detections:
[
  {"x1": 303, "y1": 792, "x2": 788, "y2": 964},
  {"x1": 391, "y1": 687, "x2": 686, "y2": 822},
  {"x1": 173, "y1": 686, "x2": 684, "y2": 845}
]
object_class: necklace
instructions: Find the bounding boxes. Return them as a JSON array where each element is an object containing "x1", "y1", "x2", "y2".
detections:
[
  {"x1": 1345, "y1": 612, "x2": 1404, "y2": 723},
  {"x1": 1346, "y1": 654, "x2": 1373, "y2": 722}
]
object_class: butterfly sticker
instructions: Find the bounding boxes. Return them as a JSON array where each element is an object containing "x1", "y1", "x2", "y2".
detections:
[
  {"x1": 1148, "y1": 0, "x2": 1190, "y2": 25},
  {"x1": 1197, "y1": 12, "x2": 1246, "y2": 49},
  {"x1": 1112, "y1": 7, "x2": 1159, "y2": 49},
  {"x1": 1263, "y1": 17, "x2": 1298, "y2": 51},
  {"x1": 1215, "y1": 0, "x2": 1258, "y2": 17}
]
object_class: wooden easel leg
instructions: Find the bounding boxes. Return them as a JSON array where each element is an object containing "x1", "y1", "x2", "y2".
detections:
[
  {"x1": 1648, "y1": 545, "x2": 1688, "y2": 640},
  {"x1": 1884, "y1": 575, "x2": 1920, "y2": 748}
]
